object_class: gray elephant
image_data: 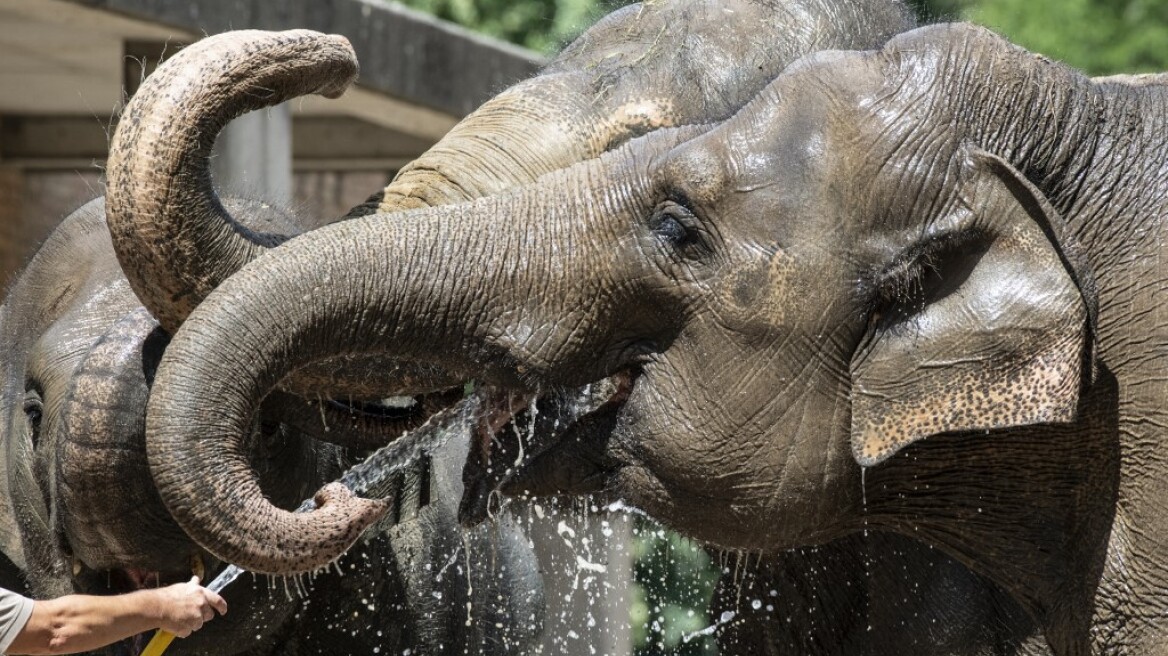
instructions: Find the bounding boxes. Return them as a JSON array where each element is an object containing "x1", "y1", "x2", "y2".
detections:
[
  {"x1": 0, "y1": 196, "x2": 479, "y2": 656},
  {"x1": 139, "y1": 21, "x2": 1168, "y2": 655},
  {"x1": 5, "y1": 2, "x2": 918, "y2": 652},
  {"x1": 101, "y1": 2, "x2": 913, "y2": 567}
]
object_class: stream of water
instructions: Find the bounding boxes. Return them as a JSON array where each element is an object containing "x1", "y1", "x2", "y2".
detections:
[
  {"x1": 204, "y1": 394, "x2": 481, "y2": 593},
  {"x1": 200, "y1": 390, "x2": 720, "y2": 655}
]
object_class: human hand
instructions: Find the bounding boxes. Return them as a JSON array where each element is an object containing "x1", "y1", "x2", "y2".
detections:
[{"x1": 154, "y1": 576, "x2": 228, "y2": 637}]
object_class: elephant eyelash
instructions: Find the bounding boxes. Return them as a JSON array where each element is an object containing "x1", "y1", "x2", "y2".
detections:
[
  {"x1": 23, "y1": 387, "x2": 44, "y2": 446},
  {"x1": 863, "y1": 228, "x2": 989, "y2": 318}
]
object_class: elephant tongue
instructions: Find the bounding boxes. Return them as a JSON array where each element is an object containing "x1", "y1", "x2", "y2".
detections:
[
  {"x1": 473, "y1": 389, "x2": 534, "y2": 468},
  {"x1": 123, "y1": 568, "x2": 161, "y2": 589}
]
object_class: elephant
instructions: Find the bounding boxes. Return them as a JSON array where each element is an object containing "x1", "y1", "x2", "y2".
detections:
[
  {"x1": 100, "y1": 1, "x2": 914, "y2": 568},
  {"x1": 2, "y1": 1, "x2": 918, "y2": 652},
  {"x1": 137, "y1": 21, "x2": 1168, "y2": 655}
]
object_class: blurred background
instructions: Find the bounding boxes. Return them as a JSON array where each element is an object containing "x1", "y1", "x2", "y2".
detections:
[
  {"x1": 398, "y1": 0, "x2": 1168, "y2": 73},
  {"x1": 0, "y1": 0, "x2": 1164, "y2": 654}
]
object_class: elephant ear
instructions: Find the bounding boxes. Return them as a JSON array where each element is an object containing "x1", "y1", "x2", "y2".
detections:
[{"x1": 849, "y1": 148, "x2": 1096, "y2": 467}]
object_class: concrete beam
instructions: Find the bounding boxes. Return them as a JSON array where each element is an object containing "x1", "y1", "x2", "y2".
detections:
[
  {"x1": 0, "y1": 115, "x2": 432, "y2": 172},
  {"x1": 66, "y1": 0, "x2": 545, "y2": 118},
  {"x1": 3, "y1": 0, "x2": 540, "y2": 136}
]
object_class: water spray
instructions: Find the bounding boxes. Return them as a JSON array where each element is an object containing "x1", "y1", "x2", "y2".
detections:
[{"x1": 140, "y1": 396, "x2": 479, "y2": 656}]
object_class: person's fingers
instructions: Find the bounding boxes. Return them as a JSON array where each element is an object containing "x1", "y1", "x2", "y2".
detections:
[
  {"x1": 202, "y1": 605, "x2": 214, "y2": 621},
  {"x1": 189, "y1": 575, "x2": 200, "y2": 586},
  {"x1": 206, "y1": 590, "x2": 228, "y2": 615}
]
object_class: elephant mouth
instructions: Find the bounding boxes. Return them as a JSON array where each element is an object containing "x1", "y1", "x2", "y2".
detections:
[
  {"x1": 328, "y1": 395, "x2": 426, "y2": 419},
  {"x1": 71, "y1": 559, "x2": 208, "y2": 656},
  {"x1": 74, "y1": 553, "x2": 208, "y2": 596},
  {"x1": 457, "y1": 370, "x2": 637, "y2": 526}
]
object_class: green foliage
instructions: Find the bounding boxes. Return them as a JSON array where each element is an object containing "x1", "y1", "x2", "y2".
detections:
[
  {"x1": 394, "y1": 0, "x2": 630, "y2": 54},
  {"x1": 906, "y1": 0, "x2": 1168, "y2": 75},
  {"x1": 631, "y1": 519, "x2": 719, "y2": 656},
  {"x1": 969, "y1": 0, "x2": 1168, "y2": 75}
]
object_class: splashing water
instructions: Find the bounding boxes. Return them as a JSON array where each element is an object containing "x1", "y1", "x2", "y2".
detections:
[
  {"x1": 681, "y1": 610, "x2": 736, "y2": 643},
  {"x1": 197, "y1": 389, "x2": 721, "y2": 656},
  {"x1": 203, "y1": 396, "x2": 482, "y2": 594}
]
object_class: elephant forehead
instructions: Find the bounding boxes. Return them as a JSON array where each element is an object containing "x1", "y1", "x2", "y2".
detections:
[
  {"x1": 719, "y1": 48, "x2": 893, "y2": 175},
  {"x1": 29, "y1": 282, "x2": 140, "y2": 389},
  {"x1": 659, "y1": 137, "x2": 729, "y2": 204},
  {"x1": 62, "y1": 309, "x2": 159, "y2": 428}
]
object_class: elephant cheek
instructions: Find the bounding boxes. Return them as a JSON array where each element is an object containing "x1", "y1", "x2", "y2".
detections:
[
  {"x1": 614, "y1": 345, "x2": 857, "y2": 551},
  {"x1": 604, "y1": 378, "x2": 718, "y2": 498},
  {"x1": 714, "y1": 250, "x2": 799, "y2": 331}
]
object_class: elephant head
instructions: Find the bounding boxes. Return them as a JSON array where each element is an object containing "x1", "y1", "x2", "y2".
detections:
[
  {"x1": 0, "y1": 196, "x2": 524, "y2": 654},
  {"x1": 143, "y1": 22, "x2": 1168, "y2": 652}
]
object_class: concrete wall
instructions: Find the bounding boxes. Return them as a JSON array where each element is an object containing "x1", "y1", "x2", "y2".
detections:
[{"x1": 3, "y1": 167, "x2": 395, "y2": 286}]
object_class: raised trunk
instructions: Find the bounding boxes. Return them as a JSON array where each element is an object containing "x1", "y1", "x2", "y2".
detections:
[
  {"x1": 106, "y1": 30, "x2": 358, "y2": 334},
  {"x1": 145, "y1": 142, "x2": 672, "y2": 573}
]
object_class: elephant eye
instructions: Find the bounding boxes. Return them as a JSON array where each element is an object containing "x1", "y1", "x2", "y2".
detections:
[
  {"x1": 650, "y1": 200, "x2": 708, "y2": 257},
  {"x1": 23, "y1": 388, "x2": 43, "y2": 446}
]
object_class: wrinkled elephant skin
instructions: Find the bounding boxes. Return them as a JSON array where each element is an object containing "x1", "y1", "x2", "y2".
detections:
[{"x1": 147, "y1": 24, "x2": 1168, "y2": 654}]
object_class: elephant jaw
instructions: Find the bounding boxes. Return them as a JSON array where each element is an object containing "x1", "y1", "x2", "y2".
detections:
[{"x1": 458, "y1": 370, "x2": 637, "y2": 527}]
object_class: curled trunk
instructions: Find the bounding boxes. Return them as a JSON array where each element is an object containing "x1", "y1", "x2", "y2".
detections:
[
  {"x1": 106, "y1": 30, "x2": 358, "y2": 334},
  {"x1": 146, "y1": 205, "x2": 505, "y2": 572}
]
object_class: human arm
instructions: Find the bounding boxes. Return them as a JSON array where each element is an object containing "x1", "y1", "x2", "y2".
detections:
[{"x1": 7, "y1": 577, "x2": 226, "y2": 655}]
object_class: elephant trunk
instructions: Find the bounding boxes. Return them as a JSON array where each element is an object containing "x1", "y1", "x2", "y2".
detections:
[
  {"x1": 106, "y1": 30, "x2": 358, "y2": 334},
  {"x1": 373, "y1": 76, "x2": 601, "y2": 213},
  {"x1": 145, "y1": 147, "x2": 665, "y2": 573},
  {"x1": 58, "y1": 309, "x2": 191, "y2": 571}
]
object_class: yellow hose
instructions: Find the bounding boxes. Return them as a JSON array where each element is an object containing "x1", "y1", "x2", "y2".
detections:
[
  {"x1": 139, "y1": 630, "x2": 176, "y2": 656},
  {"x1": 138, "y1": 561, "x2": 238, "y2": 656}
]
